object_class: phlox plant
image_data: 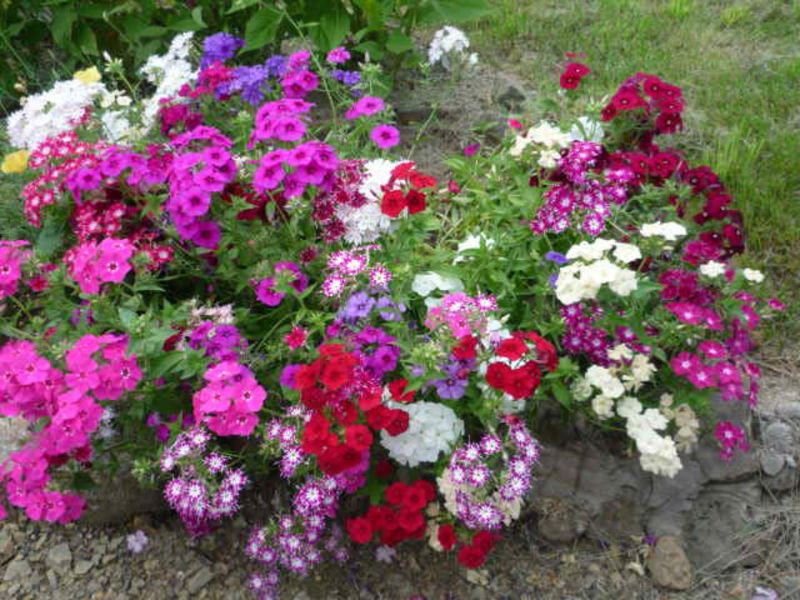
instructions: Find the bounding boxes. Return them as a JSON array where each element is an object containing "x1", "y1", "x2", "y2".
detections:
[{"x1": 0, "y1": 31, "x2": 783, "y2": 599}]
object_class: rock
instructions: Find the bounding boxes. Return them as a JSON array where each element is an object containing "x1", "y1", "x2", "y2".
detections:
[
  {"x1": 74, "y1": 560, "x2": 93, "y2": 576},
  {"x1": 80, "y1": 471, "x2": 167, "y2": 526},
  {"x1": 46, "y1": 569, "x2": 57, "y2": 588},
  {"x1": 0, "y1": 416, "x2": 30, "y2": 463},
  {"x1": 0, "y1": 530, "x2": 15, "y2": 562},
  {"x1": 646, "y1": 458, "x2": 708, "y2": 536},
  {"x1": 647, "y1": 535, "x2": 692, "y2": 590},
  {"x1": 762, "y1": 464, "x2": 799, "y2": 492},
  {"x1": 696, "y1": 439, "x2": 759, "y2": 482},
  {"x1": 532, "y1": 497, "x2": 588, "y2": 543},
  {"x1": 187, "y1": 566, "x2": 216, "y2": 595},
  {"x1": 685, "y1": 480, "x2": 763, "y2": 571},
  {"x1": 759, "y1": 451, "x2": 785, "y2": 476},
  {"x1": 3, "y1": 557, "x2": 32, "y2": 582},
  {"x1": 762, "y1": 421, "x2": 794, "y2": 454},
  {"x1": 46, "y1": 542, "x2": 72, "y2": 574}
]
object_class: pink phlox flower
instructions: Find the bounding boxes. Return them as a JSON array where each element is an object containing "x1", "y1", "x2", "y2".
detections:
[{"x1": 369, "y1": 125, "x2": 400, "y2": 149}]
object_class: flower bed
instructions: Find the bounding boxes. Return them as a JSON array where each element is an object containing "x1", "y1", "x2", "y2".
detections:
[{"x1": 0, "y1": 28, "x2": 784, "y2": 599}]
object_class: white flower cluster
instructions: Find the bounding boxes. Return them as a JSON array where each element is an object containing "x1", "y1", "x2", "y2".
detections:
[
  {"x1": 335, "y1": 159, "x2": 402, "y2": 245},
  {"x1": 427, "y1": 26, "x2": 478, "y2": 69},
  {"x1": 453, "y1": 232, "x2": 495, "y2": 264},
  {"x1": 659, "y1": 394, "x2": 700, "y2": 453},
  {"x1": 379, "y1": 401, "x2": 464, "y2": 467},
  {"x1": 568, "y1": 116, "x2": 604, "y2": 144},
  {"x1": 618, "y1": 397, "x2": 682, "y2": 478},
  {"x1": 510, "y1": 121, "x2": 572, "y2": 167},
  {"x1": 411, "y1": 271, "x2": 465, "y2": 308},
  {"x1": 140, "y1": 33, "x2": 197, "y2": 129},
  {"x1": 583, "y1": 350, "x2": 657, "y2": 420},
  {"x1": 742, "y1": 268, "x2": 764, "y2": 283},
  {"x1": 7, "y1": 79, "x2": 107, "y2": 150},
  {"x1": 639, "y1": 221, "x2": 687, "y2": 242},
  {"x1": 554, "y1": 238, "x2": 640, "y2": 305},
  {"x1": 699, "y1": 260, "x2": 725, "y2": 277}
]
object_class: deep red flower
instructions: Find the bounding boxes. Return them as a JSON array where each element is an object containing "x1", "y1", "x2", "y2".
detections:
[
  {"x1": 600, "y1": 103, "x2": 618, "y2": 121},
  {"x1": 496, "y1": 337, "x2": 527, "y2": 361},
  {"x1": 320, "y1": 356, "x2": 352, "y2": 390},
  {"x1": 358, "y1": 388, "x2": 382, "y2": 411},
  {"x1": 485, "y1": 362, "x2": 513, "y2": 391},
  {"x1": 408, "y1": 171, "x2": 437, "y2": 190},
  {"x1": 300, "y1": 386, "x2": 325, "y2": 411},
  {"x1": 365, "y1": 405, "x2": 391, "y2": 430},
  {"x1": 374, "y1": 459, "x2": 393, "y2": 479},
  {"x1": 384, "y1": 482, "x2": 408, "y2": 506},
  {"x1": 384, "y1": 408, "x2": 409, "y2": 436},
  {"x1": 380, "y1": 190, "x2": 407, "y2": 217},
  {"x1": 413, "y1": 479, "x2": 436, "y2": 502},
  {"x1": 472, "y1": 530, "x2": 498, "y2": 554},
  {"x1": 402, "y1": 486, "x2": 428, "y2": 512},
  {"x1": 397, "y1": 508, "x2": 424, "y2": 533},
  {"x1": 437, "y1": 524, "x2": 457, "y2": 551},
  {"x1": 294, "y1": 362, "x2": 321, "y2": 389},
  {"x1": 457, "y1": 544, "x2": 486, "y2": 569},
  {"x1": 505, "y1": 366, "x2": 539, "y2": 399},
  {"x1": 641, "y1": 76, "x2": 664, "y2": 98},
  {"x1": 345, "y1": 424, "x2": 373, "y2": 451},
  {"x1": 388, "y1": 379, "x2": 415, "y2": 404},
  {"x1": 405, "y1": 190, "x2": 426, "y2": 214},
  {"x1": 452, "y1": 335, "x2": 478, "y2": 360},
  {"x1": 346, "y1": 517, "x2": 373, "y2": 544},
  {"x1": 655, "y1": 112, "x2": 683, "y2": 134},
  {"x1": 611, "y1": 90, "x2": 646, "y2": 111}
]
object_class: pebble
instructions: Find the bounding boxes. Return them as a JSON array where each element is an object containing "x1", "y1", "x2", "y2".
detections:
[
  {"x1": 75, "y1": 559, "x2": 94, "y2": 575},
  {"x1": 47, "y1": 542, "x2": 73, "y2": 573},
  {"x1": 187, "y1": 566, "x2": 216, "y2": 595},
  {"x1": 3, "y1": 557, "x2": 32, "y2": 582}
]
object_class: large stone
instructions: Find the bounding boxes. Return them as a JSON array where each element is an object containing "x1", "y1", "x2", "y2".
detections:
[
  {"x1": 645, "y1": 458, "x2": 708, "y2": 536},
  {"x1": 647, "y1": 535, "x2": 692, "y2": 590},
  {"x1": 759, "y1": 451, "x2": 785, "y2": 476},
  {"x1": 761, "y1": 464, "x2": 799, "y2": 492},
  {"x1": 187, "y1": 566, "x2": 216, "y2": 594},
  {"x1": 530, "y1": 496, "x2": 588, "y2": 543},
  {"x1": 0, "y1": 417, "x2": 29, "y2": 463},
  {"x1": 79, "y1": 470, "x2": 167, "y2": 525},
  {"x1": 685, "y1": 480, "x2": 764, "y2": 571},
  {"x1": 696, "y1": 439, "x2": 759, "y2": 482}
]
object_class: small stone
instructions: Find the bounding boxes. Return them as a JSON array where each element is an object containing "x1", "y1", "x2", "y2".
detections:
[
  {"x1": 647, "y1": 535, "x2": 692, "y2": 590},
  {"x1": 46, "y1": 569, "x2": 57, "y2": 588},
  {"x1": 762, "y1": 465, "x2": 799, "y2": 492},
  {"x1": 74, "y1": 560, "x2": 93, "y2": 576},
  {"x1": 760, "y1": 451, "x2": 785, "y2": 476},
  {"x1": 186, "y1": 566, "x2": 215, "y2": 595},
  {"x1": 3, "y1": 558, "x2": 32, "y2": 582},
  {"x1": 0, "y1": 530, "x2": 15, "y2": 562},
  {"x1": 763, "y1": 421, "x2": 794, "y2": 454},
  {"x1": 46, "y1": 542, "x2": 72, "y2": 574}
]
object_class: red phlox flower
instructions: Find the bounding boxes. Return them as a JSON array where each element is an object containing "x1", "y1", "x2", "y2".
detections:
[
  {"x1": 346, "y1": 516, "x2": 373, "y2": 544},
  {"x1": 405, "y1": 189, "x2": 426, "y2": 214},
  {"x1": 380, "y1": 190, "x2": 407, "y2": 218},
  {"x1": 345, "y1": 424, "x2": 373, "y2": 451},
  {"x1": 452, "y1": 335, "x2": 478, "y2": 360},
  {"x1": 437, "y1": 524, "x2": 457, "y2": 550},
  {"x1": 384, "y1": 408, "x2": 409, "y2": 436},
  {"x1": 457, "y1": 543, "x2": 486, "y2": 568},
  {"x1": 388, "y1": 379, "x2": 415, "y2": 404}
]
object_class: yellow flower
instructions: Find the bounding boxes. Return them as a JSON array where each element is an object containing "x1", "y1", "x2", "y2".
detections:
[
  {"x1": 73, "y1": 67, "x2": 101, "y2": 84},
  {"x1": 1, "y1": 150, "x2": 29, "y2": 174}
]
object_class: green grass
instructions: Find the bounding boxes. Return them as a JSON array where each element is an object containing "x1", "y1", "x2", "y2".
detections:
[{"x1": 467, "y1": 0, "x2": 800, "y2": 355}]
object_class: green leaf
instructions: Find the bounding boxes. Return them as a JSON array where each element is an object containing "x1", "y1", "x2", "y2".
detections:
[
  {"x1": 227, "y1": 0, "x2": 260, "y2": 14},
  {"x1": 150, "y1": 352, "x2": 186, "y2": 378},
  {"x1": 36, "y1": 217, "x2": 64, "y2": 259},
  {"x1": 50, "y1": 6, "x2": 77, "y2": 48},
  {"x1": 319, "y1": 9, "x2": 350, "y2": 51},
  {"x1": 385, "y1": 31, "x2": 414, "y2": 54},
  {"x1": 71, "y1": 472, "x2": 99, "y2": 491},
  {"x1": 551, "y1": 380, "x2": 572, "y2": 409},
  {"x1": 244, "y1": 6, "x2": 283, "y2": 51},
  {"x1": 191, "y1": 6, "x2": 206, "y2": 27},
  {"x1": 118, "y1": 308, "x2": 137, "y2": 329},
  {"x1": 75, "y1": 23, "x2": 99, "y2": 55},
  {"x1": 78, "y1": 4, "x2": 107, "y2": 19},
  {"x1": 353, "y1": 40, "x2": 384, "y2": 60}
]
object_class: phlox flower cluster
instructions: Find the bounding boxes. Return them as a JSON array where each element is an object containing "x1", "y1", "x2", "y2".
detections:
[
  {"x1": 161, "y1": 426, "x2": 247, "y2": 537},
  {"x1": 659, "y1": 394, "x2": 701, "y2": 453},
  {"x1": 617, "y1": 396, "x2": 682, "y2": 477},
  {"x1": 264, "y1": 407, "x2": 310, "y2": 479},
  {"x1": 509, "y1": 121, "x2": 572, "y2": 166},
  {"x1": 600, "y1": 72, "x2": 684, "y2": 134},
  {"x1": 379, "y1": 401, "x2": 464, "y2": 467},
  {"x1": 252, "y1": 262, "x2": 308, "y2": 308},
  {"x1": 559, "y1": 62, "x2": 591, "y2": 90},
  {"x1": 337, "y1": 290, "x2": 405, "y2": 324},
  {"x1": 640, "y1": 221, "x2": 687, "y2": 243},
  {"x1": 346, "y1": 479, "x2": 436, "y2": 547},
  {"x1": 427, "y1": 26, "x2": 478, "y2": 69},
  {"x1": 0, "y1": 334, "x2": 141, "y2": 522},
  {"x1": 186, "y1": 321, "x2": 249, "y2": 362},
  {"x1": 529, "y1": 142, "x2": 634, "y2": 236},
  {"x1": 713, "y1": 421, "x2": 749, "y2": 462},
  {"x1": 554, "y1": 238, "x2": 640, "y2": 305},
  {"x1": 344, "y1": 325, "x2": 402, "y2": 379},
  {"x1": 344, "y1": 96, "x2": 385, "y2": 120},
  {"x1": 437, "y1": 421, "x2": 540, "y2": 539},
  {"x1": 0, "y1": 241, "x2": 32, "y2": 301},
  {"x1": 424, "y1": 292, "x2": 498, "y2": 339},
  {"x1": 192, "y1": 361, "x2": 266, "y2": 436},
  {"x1": 245, "y1": 480, "x2": 351, "y2": 600},
  {"x1": 320, "y1": 247, "x2": 389, "y2": 298},
  {"x1": 167, "y1": 125, "x2": 237, "y2": 249},
  {"x1": 7, "y1": 77, "x2": 106, "y2": 150},
  {"x1": 251, "y1": 139, "x2": 338, "y2": 202},
  {"x1": 64, "y1": 238, "x2": 136, "y2": 294}
]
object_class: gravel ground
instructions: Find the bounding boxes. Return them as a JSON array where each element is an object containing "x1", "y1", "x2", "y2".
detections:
[{"x1": 0, "y1": 503, "x2": 796, "y2": 600}]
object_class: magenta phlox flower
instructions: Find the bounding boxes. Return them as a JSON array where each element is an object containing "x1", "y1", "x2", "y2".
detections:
[{"x1": 369, "y1": 124, "x2": 400, "y2": 149}]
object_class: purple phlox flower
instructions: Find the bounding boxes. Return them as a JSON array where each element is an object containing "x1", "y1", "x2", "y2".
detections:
[{"x1": 126, "y1": 530, "x2": 148, "y2": 554}]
